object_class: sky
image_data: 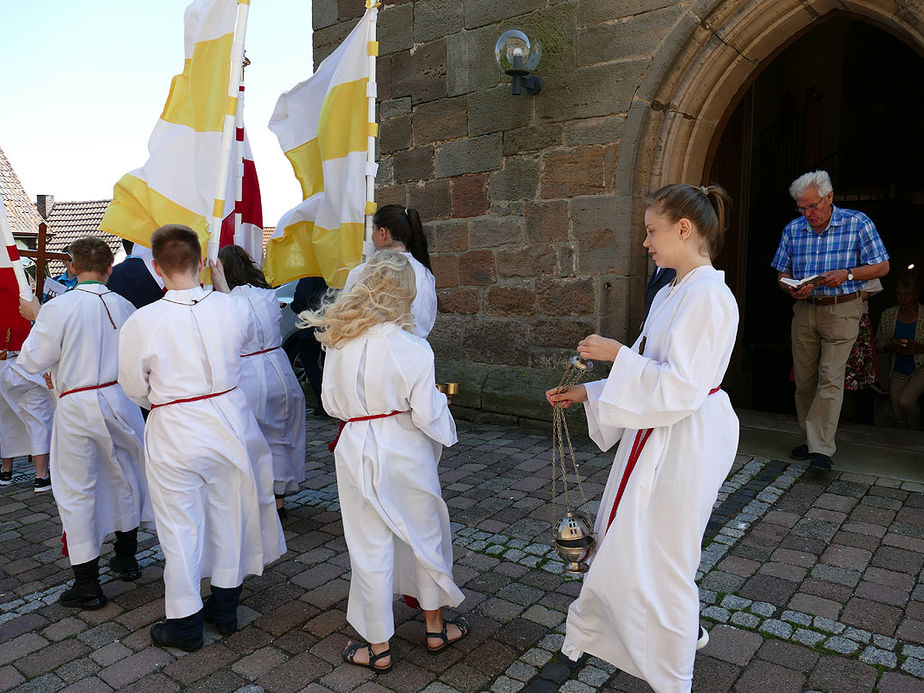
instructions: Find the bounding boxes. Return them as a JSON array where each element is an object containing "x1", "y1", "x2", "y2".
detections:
[{"x1": 0, "y1": 0, "x2": 313, "y2": 225}]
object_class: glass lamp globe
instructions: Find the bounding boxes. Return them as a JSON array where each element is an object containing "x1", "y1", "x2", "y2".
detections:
[{"x1": 494, "y1": 29, "x2": 542, "y2": 76}]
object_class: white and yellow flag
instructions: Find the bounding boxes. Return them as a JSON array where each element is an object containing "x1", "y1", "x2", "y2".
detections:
[
  {"x1": 100, "y1": 0, "x2": 248, "y2": 256},
  {"x1": 265, "y1": 4, "x2": 378, "y2": 289}
]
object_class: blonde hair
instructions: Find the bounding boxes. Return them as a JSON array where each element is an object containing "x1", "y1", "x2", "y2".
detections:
[{"x1": 300, "y1": 251, "x2": 417, "y2": 348}]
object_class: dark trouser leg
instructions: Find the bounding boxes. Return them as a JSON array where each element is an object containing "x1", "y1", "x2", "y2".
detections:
[
  {"x1": 60, "y1": 556, "x2": 107, "y2": 609},
  {"x1": 299, "y1": 329, "x2": 324, "y2": 411},
  {"x1": 275, "y1": 493, "x2": 288, "y2": 522},
  {"x1": 204, "y1": 584, "x2": 242, "y2": 636},
  {"x1": 110, "y1": 527, "x2": 142, "y2": 580},
  {"x1": 150, "y1": 609, "x2": 204, "y2": 652}
]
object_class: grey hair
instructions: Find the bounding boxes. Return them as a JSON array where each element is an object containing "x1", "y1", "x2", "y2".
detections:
[{"x1": 789, "y1": 170, "x2": 833, "y2": 200}]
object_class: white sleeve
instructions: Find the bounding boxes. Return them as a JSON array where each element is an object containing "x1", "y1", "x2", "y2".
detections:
[
  {"x1": 413, "y1": 268, "x2": 437, "y2": 338},
  {"x1": 16, "y1": 307, "x2": 61, "y2": 376},
  {"x1": 118, "y1": 316, "x2": 152, "y2": 409},
  {"x1": 406, "y1": 343, "x2": 457, "y2": 447},
  {"x1": 581, "y1": 380, "x2": 623, "y2": 451}
]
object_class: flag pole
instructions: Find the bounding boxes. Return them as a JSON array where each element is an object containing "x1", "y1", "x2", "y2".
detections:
[
  {"x1": 0, "y1": 197, "x2": 34, "y2": 302},
  {"x1": 206, "y1": 0, "x2": 250, "y2": 264},
  {"x1": 232, "y1": 55, "x2": 250, "y2": 251},
  {"x1": 363, "y1": 1, "x2": 380, "y2": 252}
]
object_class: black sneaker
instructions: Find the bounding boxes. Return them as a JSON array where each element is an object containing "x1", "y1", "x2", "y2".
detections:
[
  {"x1": 150, "y1": 622, "x2": 204, "y2": 652},
  {"x1": 34, "y1": 476, "x2": 52, "y2": 493},
  {"x1": 203, "y1": 606, "x2": 238, "y2": 636},
  {"x1": 0, "y1": 470, "x2": 11, "y2": 485},
  {"x1": 59, "y1": 584, "x2": 108, "y2": 610},
  {"x1": 789, "y1": 444, "x2": 810, "y2": 461},
  {"x1": 809, "y1": 453, "x2": 833, "y2": 471},
  {"x1": 109, "y1": 555, "x2": 143, "y2": 581}
]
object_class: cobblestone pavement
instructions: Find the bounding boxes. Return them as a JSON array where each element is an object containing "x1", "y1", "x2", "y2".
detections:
[{"x1": 0, "y1": 415, "x2": 921, "y2": 692}]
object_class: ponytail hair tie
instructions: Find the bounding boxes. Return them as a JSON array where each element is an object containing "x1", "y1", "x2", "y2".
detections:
[
  {"x1": 403, "y1": 207, "x2": 409, "y2": 216},
  {"x1": 700, "y1": 186, "x2": 709, "y2": 196}
]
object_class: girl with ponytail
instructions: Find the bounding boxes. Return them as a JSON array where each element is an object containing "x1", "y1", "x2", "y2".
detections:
[
  {"x1": 342, "y1": 205, "x2": 437, "y2": 338},
  {"x1": 546, "y1": 183, "x2": 739, "y2": 693}
]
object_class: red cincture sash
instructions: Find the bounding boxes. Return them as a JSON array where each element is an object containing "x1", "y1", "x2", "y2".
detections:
[
  {"x1": 241, "y1": 345, "x2": 282, "y2": 358},
  {"x1": 59, "y1": 381, "x2": 118, "y2": 398},
  {"x1": 151, "y1": 387, "x2": 236, "y2": 409},
  {"x1": 328, "y1": 410, "x2": 407, "y2": 452},
  {"x1": 604, "y1": 386, "x2": 722, "y2": 534}
]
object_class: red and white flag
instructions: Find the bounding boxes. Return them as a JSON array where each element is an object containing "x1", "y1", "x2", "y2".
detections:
[{"x1": 0, "y1": 197, "x2": 33, "y2": 347}]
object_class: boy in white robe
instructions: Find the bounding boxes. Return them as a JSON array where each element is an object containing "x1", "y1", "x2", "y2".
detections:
[
  {"x1": 17, "y1": 237, "x2": 152, "y2": 609},
  {"x1": 0, "y1": 324, "x2": 54, "y2": 492},
  {"x1": 301, "y1": 251, "x2": 467, "y2": 674},
  {"x1": 119, "y1": 225, "x2": 285, "y2": 652},
  {"x1": 548, "y1": 184, "x2": 739, "y2": 693},
  {"x1": 212, "y1": 245, "x2": 306, "y2": 521}
]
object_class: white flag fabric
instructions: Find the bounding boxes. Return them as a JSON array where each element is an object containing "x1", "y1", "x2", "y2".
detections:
[
  {"x1": 264, "y1": 5, "x2": 378, "y2": 289},
  {"x1": 100, "y1": 0, "x2": 258, "y2": 256}
]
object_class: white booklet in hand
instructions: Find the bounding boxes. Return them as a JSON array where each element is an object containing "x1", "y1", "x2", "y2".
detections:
[
  {"x1": 780, "y1": 275, "x2": 821, "y2": 289},
  {"x1": 42, "y1": 277, "x2": 68, "y2": 298}
]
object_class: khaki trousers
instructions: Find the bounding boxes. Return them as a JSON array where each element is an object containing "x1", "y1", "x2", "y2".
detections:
[{"x1": 791, "y1": 299, "x2": 863, "y2": 456}]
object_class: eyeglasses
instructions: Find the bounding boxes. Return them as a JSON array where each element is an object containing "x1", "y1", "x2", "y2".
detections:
[{"x1": 796, "y1": 196, "x2": 828, "y2": 215}]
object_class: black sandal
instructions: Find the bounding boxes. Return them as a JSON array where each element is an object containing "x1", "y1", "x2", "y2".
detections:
[
  {"x1": 426, "y1": 616, "x2": 471, "y2": 654},
  {"x1": 342, "y1": 640, "x2": 392, "y2": 673}
]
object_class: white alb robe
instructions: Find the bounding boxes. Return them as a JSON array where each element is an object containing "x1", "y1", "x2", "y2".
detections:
[
  {"x1": 16, "y1": 283, "x2": 152, "y2": 565},
  {"x1": 118, "y1": 287, "x2": 286, "y2": 619},
  {"x1": 0, "y1": 358, "x2": 54, "y2": 458},
  {"x1": 343, "y1": 252, "x2": 437, "y2": 337},
  {"x1": 322, "y1": 322, "x2": 461, "y2": 643},
  {"x1": 562, "y1": 266, "x2": 739, "y2": 693},
  {"x1": 229, "y1": 285, "x2": 306, "y2": 496}
]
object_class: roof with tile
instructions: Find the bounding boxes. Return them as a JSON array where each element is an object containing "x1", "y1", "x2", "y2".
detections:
[
  {"x1": 44, "y1": 200, "x2": 121, "y2": 275},
  {"x1": 0, "y1": 146, "x2": 41, "y2": 237}
]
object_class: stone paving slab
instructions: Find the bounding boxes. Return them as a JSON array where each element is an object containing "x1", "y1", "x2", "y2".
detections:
[{"x1": 0, "y1": 418, "x2": 920, "y2": 692}]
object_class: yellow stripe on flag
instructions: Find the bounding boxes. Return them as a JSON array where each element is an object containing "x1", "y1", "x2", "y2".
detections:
[
  {"x1": 364, "y1": 201, "x2": 377, "y2": 215},
  {"x1": 367, "y1": 41, "x2": 379, "y2": 56},
  {"x1": 161, "y1": 33, "x2": 235, "y2": 132},
  {"x1": 282, "y1": 78, "x2": 369, "y2": 200},
  {"x1": 263, "y1": 220, "x2": 364, "y2": 289},
  {"x1": 212, "y1": 199, "x2": 225, "y2": 218},
  {"x1": 100, "y1": 174, "x2": 209, "y2": 249},
  {"x1": 368, "y1": 122, "x2": 379, "y2": 137},
  {"x1": 283, "y1": 140, "x2": 322, "y2": 201}
]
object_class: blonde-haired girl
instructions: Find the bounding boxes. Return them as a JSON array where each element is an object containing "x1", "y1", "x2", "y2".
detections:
[{"x1": 301, "y1": 251, "x2": 468, "y2": 673}]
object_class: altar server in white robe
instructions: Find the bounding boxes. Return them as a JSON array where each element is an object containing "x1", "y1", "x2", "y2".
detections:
[
  {"x1": 213, "y1": 245, "x2": 306, "y2": 521},
  {"x1": 301, "y1": 251, "x2": 467, "y2": 674},
  {"x1": 0, "y1": 324, "x2": 54, "y2": 491},
  {"x1": 119, "y1": 225, "x2": 285, "y2": 653},
  {"x1": 17, "y1": 237, "x2": 152, "y2": 609},
  {"x1": 342, "y1": 204, "x2": 437, "y2": 338},
  {"x1": 547, "y1": 184, "x2": 739, "y2": 693}
]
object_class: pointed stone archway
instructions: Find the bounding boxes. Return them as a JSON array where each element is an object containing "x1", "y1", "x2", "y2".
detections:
[{"x1": 615, "y1": 0, "x2": 924, "y2": 331}]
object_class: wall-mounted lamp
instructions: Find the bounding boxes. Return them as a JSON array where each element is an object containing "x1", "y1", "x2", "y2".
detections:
[{"x1": 494, "y1": 29, "x2": 542, "y2": 96}]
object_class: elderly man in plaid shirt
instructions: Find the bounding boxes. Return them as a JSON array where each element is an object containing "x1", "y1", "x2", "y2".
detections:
[{"x1": 772, "y1": 170, "x2": 889, "y2": 471}]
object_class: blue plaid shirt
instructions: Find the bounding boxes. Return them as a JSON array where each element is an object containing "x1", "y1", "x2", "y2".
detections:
[{"x1": 771, "y1": 206, "x2": 889, "y2": 297}]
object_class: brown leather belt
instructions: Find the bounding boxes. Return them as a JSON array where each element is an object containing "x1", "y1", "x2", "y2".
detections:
[{"x1": 805, "y1": 291, "x2": 859, "y2": 306}]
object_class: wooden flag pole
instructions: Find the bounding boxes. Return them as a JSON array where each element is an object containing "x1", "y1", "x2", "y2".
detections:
[{"x1": 205, "y1": 0, "x2": 250, "y2": 264}]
